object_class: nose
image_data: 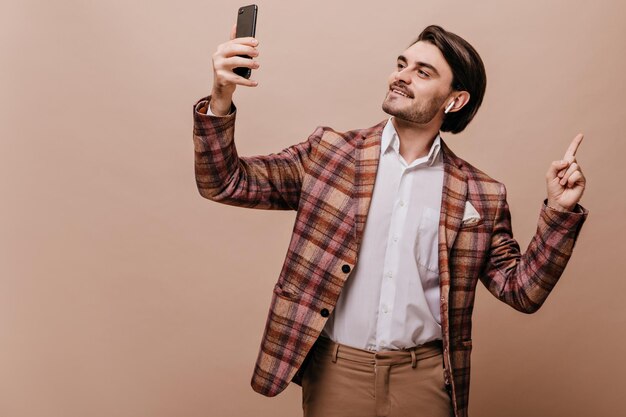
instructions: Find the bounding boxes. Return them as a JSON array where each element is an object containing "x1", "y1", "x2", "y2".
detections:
[{"x1": 394, "y1": 67, "x2": 411, "y2": 84}]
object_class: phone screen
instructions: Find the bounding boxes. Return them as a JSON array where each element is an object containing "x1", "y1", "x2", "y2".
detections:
[{"x1": 234, "y1": 4, "x2": 258, "y2": 79}]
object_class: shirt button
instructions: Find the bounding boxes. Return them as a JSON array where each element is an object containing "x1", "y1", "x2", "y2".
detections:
[
  {"x1": 320, "y1": 308, "x2": 330, "y2": 317},
  {"x1": 341, "y1": 264, "x2": 351, "y2": 273},
  {"x1": 399, "y1": 201, "x2": 405, "y2": 207},
  {"x1": 393, "y1": 236, "x2": 398, "y2": 242},
  {"x1": 382, "y1": 305, "x2": 388, "y2": 313},
  {"x1": 440, "y1": 296, "x2": 445, "y2": 301}
]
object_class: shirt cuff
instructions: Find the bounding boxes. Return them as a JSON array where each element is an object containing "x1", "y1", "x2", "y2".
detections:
[
  {"x1": 206, "y1": 103, "x2": 232, "y2": 117},
  {"x1": 205, "y1": 102, "x2": 233, "y2": 116},
  {"x1": 194, "y1": 95, "x2": 237, "y2": 118}
]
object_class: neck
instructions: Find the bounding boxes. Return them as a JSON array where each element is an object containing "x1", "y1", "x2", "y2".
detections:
[{"x1": 391, "y1": 116, "x2": 440, "y2": 160}]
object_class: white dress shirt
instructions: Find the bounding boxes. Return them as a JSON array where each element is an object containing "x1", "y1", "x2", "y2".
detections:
[
  {"x1": 321, "y1": 117, "x2": 445, "y2": 351},
  {"x1": 206, "y1": 105, "x2": 445, "y2": 351}
]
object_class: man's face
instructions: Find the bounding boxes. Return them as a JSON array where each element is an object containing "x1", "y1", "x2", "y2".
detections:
[{"x1": 382, "y1": 41, "x2": 455, "y2": 125}]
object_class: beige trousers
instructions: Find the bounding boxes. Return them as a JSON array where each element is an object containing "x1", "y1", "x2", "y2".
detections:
[{"x1": 301, "y1": 335, "x2": 453, "y2": 417}]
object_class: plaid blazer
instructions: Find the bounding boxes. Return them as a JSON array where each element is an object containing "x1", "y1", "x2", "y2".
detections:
[{"x1": 192, "y1": 95, "x2": 588, "y2": 417}]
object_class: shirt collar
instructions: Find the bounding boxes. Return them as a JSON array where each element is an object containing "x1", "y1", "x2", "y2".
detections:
[{"x1": 381, "y1": 117, "x2": 442, "y2": 166}]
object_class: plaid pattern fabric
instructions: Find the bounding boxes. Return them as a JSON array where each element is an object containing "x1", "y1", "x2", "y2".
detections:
[{"x1": 193, "y1": 95, "x2": 588, "y2": 417}]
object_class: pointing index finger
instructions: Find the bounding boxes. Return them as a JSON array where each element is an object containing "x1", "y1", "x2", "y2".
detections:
[{"x1": 563, "y1": 133, "x2": 584, "y2": 162}]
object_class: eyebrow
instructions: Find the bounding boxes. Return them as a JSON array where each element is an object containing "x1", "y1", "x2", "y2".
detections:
[{"x1": 397, "y1": 55, "x2": 440, "y2": 77}]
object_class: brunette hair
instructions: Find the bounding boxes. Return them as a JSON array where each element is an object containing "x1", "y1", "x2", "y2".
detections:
[{"x1": 412, "y1": 25, "x2": 487, "y2": 134}]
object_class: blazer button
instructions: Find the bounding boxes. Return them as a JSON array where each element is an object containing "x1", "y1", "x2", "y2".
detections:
[
  {"x1": 320, "y1": 308, "x2": 330, "y2": 317},
  {"x1": 341, "y1": 264, "x2": 351, "y2": 273}
]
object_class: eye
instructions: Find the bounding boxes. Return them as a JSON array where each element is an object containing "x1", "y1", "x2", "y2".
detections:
[{"x1": 418, "y1": 69, "x2": 430, "y2": 77}]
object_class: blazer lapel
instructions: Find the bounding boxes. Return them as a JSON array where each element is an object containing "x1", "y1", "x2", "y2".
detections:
[
  {"x1": 353, "y1": 122, "x2": 385, "y2": 252},
  {"x1": 437, "y1": 139, "x2": 468, "y2": 334},
  {"x1": 439, "y1": 139, "x2": 468, "y2": 255}
]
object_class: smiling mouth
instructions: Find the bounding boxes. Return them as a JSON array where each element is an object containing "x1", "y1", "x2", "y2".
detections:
[{"x1": 390, "y1": 88, "x2": 411, "y2": 98}]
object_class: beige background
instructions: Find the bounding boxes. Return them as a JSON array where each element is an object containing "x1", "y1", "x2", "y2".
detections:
[{"x1": 1, "y1": 0, "x2": 625, "y2": 416}]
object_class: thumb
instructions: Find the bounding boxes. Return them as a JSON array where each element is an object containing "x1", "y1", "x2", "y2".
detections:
[
  {"x1": 230, "y1": 22, "x2": 237, "y2": 40},
  {"x1": 547, "y1": 160, "x2": 569, "y2": 180}
]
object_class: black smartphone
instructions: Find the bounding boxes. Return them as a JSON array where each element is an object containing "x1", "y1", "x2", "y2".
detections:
[{"x1": 234, "y1": 4, "x2": 258, "y2": 79}]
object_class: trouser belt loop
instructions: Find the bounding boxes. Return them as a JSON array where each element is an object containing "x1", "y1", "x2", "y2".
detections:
[
  {"x1": 410, "y1": 348, "x2": 417, "y2": 368},
  {"x1": 331, "y1": 343, "x2": 339, "y2": 363}
]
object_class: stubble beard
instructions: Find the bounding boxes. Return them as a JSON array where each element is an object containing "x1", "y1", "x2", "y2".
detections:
[{"x1": 382, "y1": 90, "x2": 449, "y2": 125}]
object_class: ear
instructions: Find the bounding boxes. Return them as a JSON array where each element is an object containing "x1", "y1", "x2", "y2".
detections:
[{"x1": 447, "y1": 91, "x2": 471, "y2": 113}]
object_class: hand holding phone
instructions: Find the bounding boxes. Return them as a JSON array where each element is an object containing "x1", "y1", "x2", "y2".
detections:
[
  {"x1": 234, "y1": 4, "x2": 258, "y2": 79},
  {"x1": 209, "y1": 5, "x2": 259, "y2": 115}
]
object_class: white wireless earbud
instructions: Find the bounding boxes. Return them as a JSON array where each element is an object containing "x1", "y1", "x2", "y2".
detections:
[{"x1": 444, "y1": 100, "x2": 456, "y2": 114}]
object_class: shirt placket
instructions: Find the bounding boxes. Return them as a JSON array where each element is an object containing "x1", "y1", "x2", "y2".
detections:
[{"x1": 375, "y1": 162, "x2": 413, "y2": 350}]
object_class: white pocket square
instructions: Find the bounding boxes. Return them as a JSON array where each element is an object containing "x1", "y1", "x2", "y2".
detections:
[{"x1": 461, "y1": 201, "x2": 481, "y2": 224}]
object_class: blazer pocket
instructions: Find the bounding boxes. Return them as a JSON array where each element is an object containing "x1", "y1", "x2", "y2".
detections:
[{"x1": 459, "y1": 218, "x2": 484, "y2": 229}]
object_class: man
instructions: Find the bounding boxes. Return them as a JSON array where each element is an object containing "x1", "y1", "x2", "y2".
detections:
[{"x1": 192, "y1": 24, "x2": 588, "y2": 417}]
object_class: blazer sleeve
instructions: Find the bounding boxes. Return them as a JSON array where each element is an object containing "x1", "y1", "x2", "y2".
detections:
[
  {"x1": 479, "y1": 183, "x2": 589, "y2": 313},
  {"x1": 192, "y1": 95, "x2": 324, "y2": 210}
]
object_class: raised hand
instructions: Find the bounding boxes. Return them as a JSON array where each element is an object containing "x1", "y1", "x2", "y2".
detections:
[
  {"x1": 546, "y1": 133, "x2": 586, "y2": 212},
  {"x1": 209, "y1": 22, "x2": 260, "y2": 115}
]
